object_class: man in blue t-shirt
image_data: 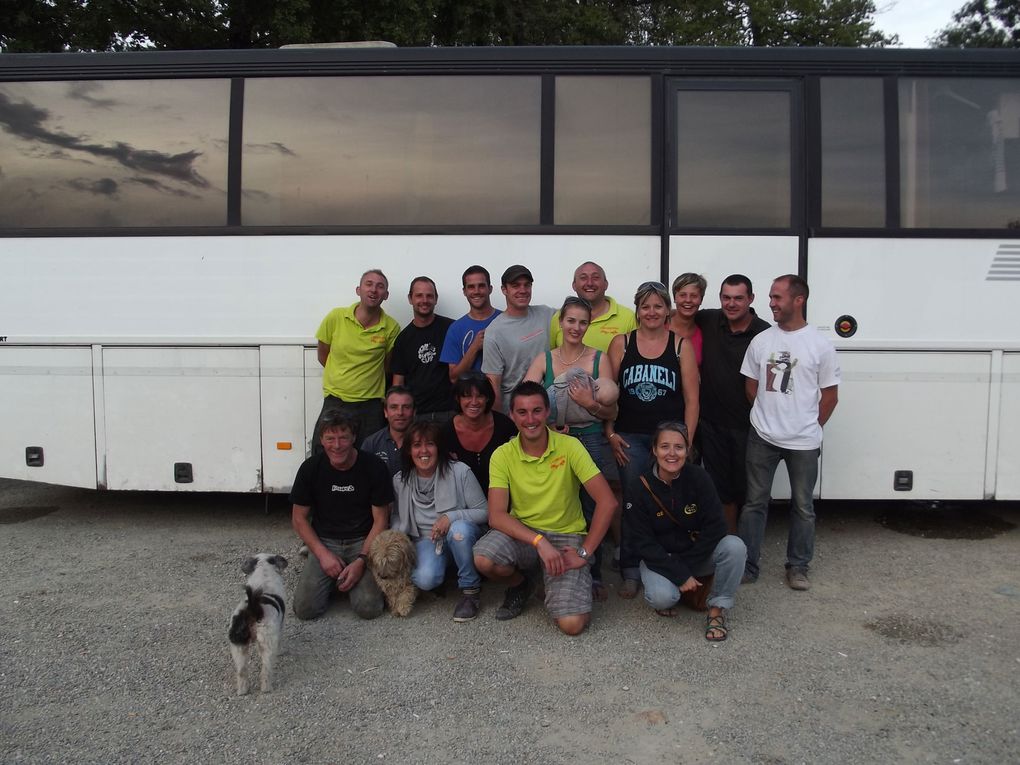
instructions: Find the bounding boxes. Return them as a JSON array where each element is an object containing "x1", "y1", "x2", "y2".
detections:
[
  {"x1": 439, "y1": 265, "x2": 501, "y2": 382},
  {"x1": 291, "y1": 411, "x2": 393, "y2": 620}
]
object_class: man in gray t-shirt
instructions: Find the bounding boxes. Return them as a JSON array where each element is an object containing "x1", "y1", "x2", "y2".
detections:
[{"x1": 482, "y1": 265, "x2": 555, "y2": 412}]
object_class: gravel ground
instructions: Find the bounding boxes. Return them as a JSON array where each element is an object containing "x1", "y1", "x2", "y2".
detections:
[{"x1": 1, "y1": 478, "x2": 1018, "y2": 765}]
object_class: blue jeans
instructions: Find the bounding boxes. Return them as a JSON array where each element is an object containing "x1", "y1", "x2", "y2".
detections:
[
  {"x1": 738, "y1": 428, "x2": 819, "y2": 580},
  {"x1": 411, "y1": 520, "x2": 482, "y2": 591},
  {"x1": 616, "y1": 432, "x2": 654, "y2": 582},
  {"x1": 639, "y1": 535, "x2": 747, "y2": 611}
]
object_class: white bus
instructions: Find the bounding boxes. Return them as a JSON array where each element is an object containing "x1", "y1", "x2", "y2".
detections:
[{"x1": 1, "y1": 46, "x2": 1018, "y2": 498}]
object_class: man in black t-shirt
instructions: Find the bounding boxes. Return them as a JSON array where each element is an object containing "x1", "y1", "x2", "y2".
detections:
[
  {"x1": 695, "y1": 274, "x2": 770, "y2": 533},
  {"x1": 291, "y1": 411, "x2": 394, "y2": 620},
  {"x1": 391, "y1": 276, "x2": 455, "y2": 422}
]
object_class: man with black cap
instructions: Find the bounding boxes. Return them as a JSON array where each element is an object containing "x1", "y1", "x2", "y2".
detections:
[{"x1": 482, "y1": 265, "x2": 555, "y2": 412}]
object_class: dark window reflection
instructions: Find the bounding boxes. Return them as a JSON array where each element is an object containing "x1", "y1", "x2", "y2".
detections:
[
  {"x1": 242, "y1": 76, "x2": 541, "y2": 226},
  {"x1": 675, "y1": 90, "x2": 791, "y2": 228},
  {"x1": 554, "y1": 76, "x2": 651, "y2": 225},
  {"x1": 821, "y1": 78, "x2": 886, "y2": 228},
  {"x1": 900, "y1": 78, "x2": 1020, "y2": 229},
  {"x1": 0, "y1": 80, "x2": 229, "y2": 227}
]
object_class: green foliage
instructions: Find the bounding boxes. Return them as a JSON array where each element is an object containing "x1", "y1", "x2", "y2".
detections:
[
  {"x1": 0, "y1": 0, "x2": 896, "y2": 52},
  {"x1": 934, "y1": 0, "x2": 1020, "y2": 48}
]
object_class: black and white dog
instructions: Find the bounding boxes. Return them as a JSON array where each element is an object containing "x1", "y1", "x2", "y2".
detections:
[{"x1": 228, "y1": 554, "x2": 287, "y2": 695}]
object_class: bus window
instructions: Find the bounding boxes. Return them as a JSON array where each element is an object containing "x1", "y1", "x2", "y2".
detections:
[
  {"x1": 820, "y1": 78, "x2": 886, "y2": 228},
  {"x1": 900, "y1": 77, "x2": 1020, "y2": 229},
  {"x1": 675, "y1": 89, "x2": 791, "y2": 228},
  {"x1": 0, "y1": 80, "x2": 230, "y2": 228},
  {"x1": 554, "y1": 76, "x2": 651, "y2": 225},
  {"x1": 241, "y1": 76, "x2": 541, "y2": 226}
]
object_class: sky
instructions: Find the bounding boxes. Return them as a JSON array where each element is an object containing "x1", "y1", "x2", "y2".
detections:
[{"x1": 872, "y1": 0, "x2": 966, "y2": 47}]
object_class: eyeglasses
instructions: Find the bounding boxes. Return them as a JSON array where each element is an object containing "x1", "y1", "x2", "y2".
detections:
[
  {"x1": 561, "y1": 296, "x2": 593, "y2": 312},
  {"x1": 637, "y1": 281, "x2": 668, "y2": 292}
]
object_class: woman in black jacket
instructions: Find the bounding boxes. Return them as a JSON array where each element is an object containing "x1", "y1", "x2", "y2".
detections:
[{"x1": 627, "y1": 421, "x2": 746, "y2": 641}]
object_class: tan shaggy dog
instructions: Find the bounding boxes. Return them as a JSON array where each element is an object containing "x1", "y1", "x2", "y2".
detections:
[{"x1": 366, "y1": 530, "x2": 417, "y2": 616}]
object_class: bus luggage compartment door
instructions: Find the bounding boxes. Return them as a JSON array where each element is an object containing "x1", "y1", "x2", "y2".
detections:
[
  {"x1": 102, "y1": 347, "x2": 261, "y2": 492},
  {"x1": 0, "y1": 346, "x2": 97, "y2": 489}
]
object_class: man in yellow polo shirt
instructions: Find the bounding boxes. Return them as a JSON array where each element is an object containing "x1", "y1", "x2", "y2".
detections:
[
  {"x1": 473, "y1": 381, "x2": 617, "y2": 635},
  {"x1": 314, "y1": 269, "x2": 401, "y2": 448},
  {"x1": 548, "y1": 261, "x2": 636, "y2": 352}
]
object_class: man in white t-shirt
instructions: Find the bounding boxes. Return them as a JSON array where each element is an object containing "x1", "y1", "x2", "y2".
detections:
[{"x1": 738, "y1": 274, "x2": 840, "y2": 591}]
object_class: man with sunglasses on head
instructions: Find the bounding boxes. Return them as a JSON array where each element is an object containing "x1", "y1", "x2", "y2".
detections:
[
  {"x1": 440, "y1": 265, "x2": 502, "y2": 383},
  {"x1": 482, "y1": 265, "x2": 555, "y2": 413}
]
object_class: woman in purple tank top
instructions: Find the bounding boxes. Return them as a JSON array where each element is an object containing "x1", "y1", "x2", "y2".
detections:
[{"x1": 606, "y1": 280, "x2": 699, "y2": 598}]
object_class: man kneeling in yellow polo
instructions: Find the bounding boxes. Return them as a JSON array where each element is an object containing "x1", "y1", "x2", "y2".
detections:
[{"x1": 473, "y1": 381, "x2": 617, "y2": 635}]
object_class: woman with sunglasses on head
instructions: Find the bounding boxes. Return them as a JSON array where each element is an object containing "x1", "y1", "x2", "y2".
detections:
[
  {"x1": 523, "y1": 296, "x2": 620, "y2": 600},
  {"x1": 440, "y1": 372, "x2": 518, "y2": 492},
  {"x1": 607, "y1": 280, "x2": 700, "y2": 598},
  {"x1": 392, "y1": 420, "x2": 489, "y2": 622},
  {"x1": 628, "y1": 421, "x2": 745, "y2": 640},
  {"x1": 669, "y1": 272, "x2": 707, "y2": 367}
]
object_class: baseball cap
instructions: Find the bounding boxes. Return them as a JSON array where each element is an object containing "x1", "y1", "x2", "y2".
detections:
[{"x1": 501, "y1": 264, "x2": 534, "y2": 285}]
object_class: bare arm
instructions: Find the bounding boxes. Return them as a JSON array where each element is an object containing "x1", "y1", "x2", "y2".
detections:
[
  {"x1": 337, "y1": 503, "x2": 390, "y2": 592},
  {"x1": 577, "y1": 474, "x2": 617, "y2": 558},
  {"x1": 292, "y1": 504, "x2": 343, "y2": 578},
  {"x1": 317, "y1": 341, "x2": 330, "y2": 368},
  {"x1": 523, "y1": 353, "x2": 546, "y2": 384},
  {"x1": 745, "y1": 376, "x2": 759, "y2": 406},
  {"x1": 487, "y1": 374, "x2": 504, "y2": 412},
  {"x1": 605, "y1": 334, "x2": 626, "y2": 448},
  {"x1": 391, "y1": 374, "x2": 405, "y2": 387},
  {"x1": 447, "y1": 330, "x2": 486, "y2": 382},
  {"x1": 679, "y1": 339, "x2": 699, "y2": 445},
  {"x1": 818, "y1": 385, "x2": 839, "y2": 427}
]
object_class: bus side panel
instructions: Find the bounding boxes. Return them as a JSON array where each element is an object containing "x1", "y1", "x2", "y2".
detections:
[
  {"x1": 102, "y1": 347, "x2": 262, "y2": 492},
  {"x1": 996, "y1": 353, "x2": 1020, "y2": 500},
  {"x1": 808, "y1": 239, "x2": 1018, "y2": 349},
  {"x1": 304, "y1": 349, "x2": 324, "y2": 458},
  {"x1": 0, "y1": 236, "x2": 661, "y2": 343},
  {"x1": 260, "y1": 345, "x2": 305, "y2": 493},
  {"x1": 669, "y1": 234, "x2": 800, "y2": 500},
  {"x1": 0, "y1": 347, "x2": 97, "y2": 489},
  {"x1": 820, "y1": 352, "x2": 990, "y2": 500}
]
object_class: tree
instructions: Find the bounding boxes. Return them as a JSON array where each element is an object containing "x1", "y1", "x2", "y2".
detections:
[
  {"x1": 1, "y1": 0, "x2": 896, "y2": 52},
  {"x1": 934, "y1": 0, "x2": 1020, "y2": 47}
]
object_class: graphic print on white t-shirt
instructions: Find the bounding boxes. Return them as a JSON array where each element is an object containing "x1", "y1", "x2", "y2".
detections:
[{"x1": 765, "y1": 351, "x2": 798, "y2": 394}]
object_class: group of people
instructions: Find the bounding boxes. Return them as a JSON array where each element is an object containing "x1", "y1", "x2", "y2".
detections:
[{"x1": 291, "y1": 259, "x2": 841, "y2": 640}]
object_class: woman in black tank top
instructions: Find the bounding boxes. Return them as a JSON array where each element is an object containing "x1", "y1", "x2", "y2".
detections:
[{"x1": 606, "y1": 280, "x2": 700, "y2": 596}]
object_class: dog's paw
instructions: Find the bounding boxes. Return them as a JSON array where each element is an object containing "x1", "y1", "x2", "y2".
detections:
[{"x1": 236, "y1": 679, "x2": 250, "y2": 696}]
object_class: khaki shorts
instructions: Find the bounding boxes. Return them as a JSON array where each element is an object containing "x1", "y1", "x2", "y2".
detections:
[{"x1": 474, "y1": 529, "x2": 592, "y2": 618}]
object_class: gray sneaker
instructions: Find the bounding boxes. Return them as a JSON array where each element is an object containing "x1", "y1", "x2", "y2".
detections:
[
  {"x1": 453, "y1": 590, "x2": 480, "y2": 622},
  {"x1": 785, "y1": 568, "x2": 810, "y2": 591},
  {"x1": 494, "y1": 576, "x2": 535, "y2": 621}
]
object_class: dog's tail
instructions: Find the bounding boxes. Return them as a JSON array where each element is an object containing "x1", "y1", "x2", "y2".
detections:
[{"x1": 228, "y1": 585, "x2": 265, "y2": 645}]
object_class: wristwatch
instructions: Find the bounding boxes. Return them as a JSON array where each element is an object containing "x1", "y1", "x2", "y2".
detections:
[{"x1": 576, "y1": 546, "x2": 590, "y2": 561}]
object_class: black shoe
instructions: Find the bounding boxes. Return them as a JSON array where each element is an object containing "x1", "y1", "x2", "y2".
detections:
[
  {"x1": 494, "y1": 575, "x2": 535, "y2": 621},
  {"x1": 453, "y1": 590, "x2": 480, "y2": 622}
]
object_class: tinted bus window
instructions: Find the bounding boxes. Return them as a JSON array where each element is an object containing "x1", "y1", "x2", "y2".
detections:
[
  {"x1": 0, "y1": 80, "x2": 229, "y2": 228},
  {"x1": 554, "y1": 76, "x2": 651, "y2": 225},
  {"x1": 900, "y1": 77, "x2": 1020, "y2": 229},
  {"x1": 242, "y1": 76, "x2": 541, "y2": 226},
  {"x1": 675, "y1": 89, "x2": 790, "y2": 228},
  {"x1": 821, "y1": 78, "x2": 886, "y2": 228}
]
